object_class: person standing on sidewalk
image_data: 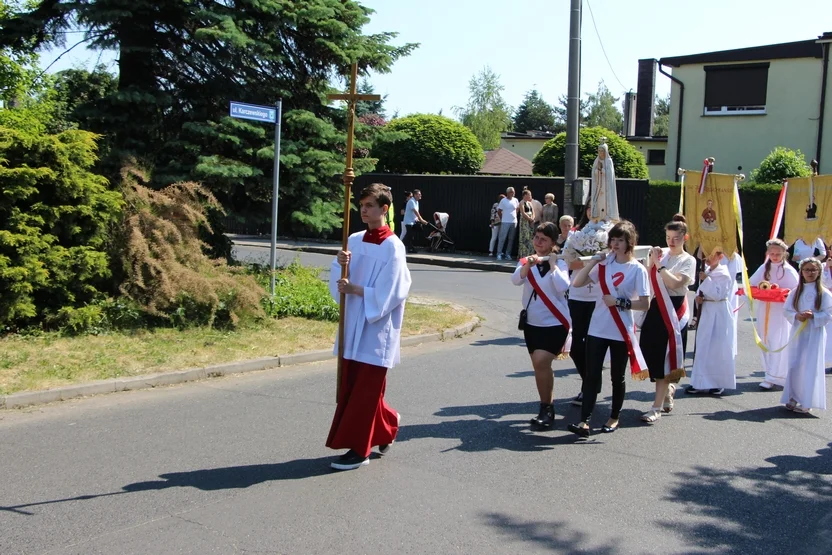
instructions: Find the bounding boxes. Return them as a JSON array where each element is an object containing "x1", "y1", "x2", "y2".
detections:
[
  {"x1": 403, "y1": 189, "x2": 427, "y2": 254},
  {"x1": 327, "y1": 183, "x2": 412, "y2": 471},
  {"x1": 488, "y1": 193, "x2": 505, "y2": 256},
  {"x1": 496, "y1": 187, "x2": 520, "y2": 260}
]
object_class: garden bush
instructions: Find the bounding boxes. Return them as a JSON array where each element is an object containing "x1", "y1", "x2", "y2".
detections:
[
  {"x1": 373, "y1": 114, "x2": 484, "y2": 174},
  {"x1": 749, "y1": 147, "x2": 812, "y2": 184},
  {"x1": 0, "y1": 124, "x2": 123, "y2": 330},
  {"x1": 644, "y1": 180, "x2": 682, "y2": 247},
  {"x1": 259, "y1": 260, "x2": 339, "y2": 322},
  {"x1": 532, "y1": 126, "x2": 649, "y2": 179}
]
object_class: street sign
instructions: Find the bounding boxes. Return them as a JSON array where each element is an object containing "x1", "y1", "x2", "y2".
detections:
[{"x1": 229, "y1": 101, "x2": 277, "y2": 124}]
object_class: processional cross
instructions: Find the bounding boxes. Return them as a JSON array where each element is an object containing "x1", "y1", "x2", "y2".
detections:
[{"x1": 327, "y1": 63, "x2": 381, "y2": 400}]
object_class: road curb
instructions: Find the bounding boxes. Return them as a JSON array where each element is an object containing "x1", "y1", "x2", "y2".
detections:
[
  {"x1": 0, "y1": 316, "x2": 480, "y2": 410},
  {"x1": 234, "y1": 240, "x2": 516, "y2": 274}
]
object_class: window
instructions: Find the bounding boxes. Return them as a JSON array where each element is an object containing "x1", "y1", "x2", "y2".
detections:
[
  {"x1": 647, "y1": 149, "x2": 665, "y2": 165},
  {"x1": 704, "y1": 63, "x2": 769, "y2": 115}
]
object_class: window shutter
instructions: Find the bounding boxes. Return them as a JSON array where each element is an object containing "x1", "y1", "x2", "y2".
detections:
[{"x1": 704, "y1": 63, "x2": 769, "y2": 108}]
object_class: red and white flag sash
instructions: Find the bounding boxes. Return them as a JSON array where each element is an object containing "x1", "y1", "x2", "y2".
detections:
[
  {"x1": 525, "y1": 264, "x2": 571, "y2": 332},
  {"x1": 598, "y1": 259, "x2": 648, "y2": 380},
  {"x1": 650, "y1": 253, "x2": 687, "y2": 379}
]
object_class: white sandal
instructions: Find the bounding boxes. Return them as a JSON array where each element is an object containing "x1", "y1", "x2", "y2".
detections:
[
  {"x1": 641, "y1": 408, "x2": 661, "y2": 424},
  {"x1": 663, "y1": 384, "x2": 676, "y2": 413}
]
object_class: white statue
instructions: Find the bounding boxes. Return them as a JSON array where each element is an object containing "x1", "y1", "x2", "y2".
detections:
[{"x1": 590, "y1": 139, "x2": 619, "y2": 222}]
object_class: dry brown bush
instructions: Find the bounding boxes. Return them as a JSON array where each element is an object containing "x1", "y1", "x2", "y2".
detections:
[{"x1": 117, "y1": 164, "x2": 264, "y2": 328}]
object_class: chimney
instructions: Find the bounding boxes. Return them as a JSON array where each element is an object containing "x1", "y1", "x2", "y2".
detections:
[
  {"x1": 623, "y1": 92, "x2": 637, "y2": 137},
  {"x1": 635, "y1": 58, "x2": 656, "y2": 137}
]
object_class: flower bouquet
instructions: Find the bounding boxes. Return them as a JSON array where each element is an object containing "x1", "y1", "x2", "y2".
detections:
[{"x1": 564, "y1": 220, "x2": 614, "y2": 258}]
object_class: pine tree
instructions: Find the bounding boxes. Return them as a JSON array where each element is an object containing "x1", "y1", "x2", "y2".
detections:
[
  {"x1": 1, "y1": 1, "x2": 417, "y2": 235},
  {"x1": 513, "y1": 90, "x2": 558, "y2": 133}
]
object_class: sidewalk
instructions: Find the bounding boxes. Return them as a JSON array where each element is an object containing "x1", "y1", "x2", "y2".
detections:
[{"x1": 230, "y1": 235, "x2": 517, "y2": 273}]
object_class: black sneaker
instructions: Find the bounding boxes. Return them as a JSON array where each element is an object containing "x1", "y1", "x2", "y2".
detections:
[
  {"x1": 571, "y1": 392, "x2": 583, "y2": 406},
  {"x1": 331, "y1": 451, "x2": 369, "y2": 471},
  {"x1": 709, "y1": 388, "x2": 724, "y2": 395},
  {"x1": 685, "y1": 386, "x2": 707, "y2": 394}
]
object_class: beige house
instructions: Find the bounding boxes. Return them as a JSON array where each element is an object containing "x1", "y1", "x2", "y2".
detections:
[
  {"x1": 658, "y1": 33, "x2": 832, "y2": 181},
  {"x1": 501, "y1": 130, "x2": 667, "y2": 179}
]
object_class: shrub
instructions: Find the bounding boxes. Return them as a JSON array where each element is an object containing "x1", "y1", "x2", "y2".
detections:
[
  {"x1": 117, "y1": 165, "x2": 265, "y2": 329},
  {"x1": 0, "y1": 125, "x2": 123, "y2": 329},
  {"x1": 373, "y1": 114, "x2": 484, "y2": 174},
  {"x1": 738, "y1": 182, "x2": 782, "y2": 271},
  {"x1": 258, "y1": 260, "x2": 339, "y2": 322},
  {"x1": 532, "y1": 126, "x2": 649, "y2": 179},
  {"x1": 749, "y1": 147, "x2": 812, "y2": 184}
]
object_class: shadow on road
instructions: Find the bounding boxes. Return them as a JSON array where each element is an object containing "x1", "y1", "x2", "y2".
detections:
[
  {"x1": 660, "y1": 443, "x2": 832, "y2": 554},
  {"x1": 479, "y1": 512, "x2": 619, "y2": 554},
  {"x1": 0, "y1": 457, "x2": 334, "y2": 516},
  {"x1": 470, "y1": 336, "x2": 526, "y2": 347},
  {"x1": 701, "y1": 405, "x2": 819, "y2": 423}
]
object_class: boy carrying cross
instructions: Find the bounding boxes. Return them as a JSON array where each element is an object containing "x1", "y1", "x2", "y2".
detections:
[{"x1": 326, "y1": 183, "x2": 412, "y2": 470}]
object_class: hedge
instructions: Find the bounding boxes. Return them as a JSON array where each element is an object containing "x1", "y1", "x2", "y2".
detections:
[
  {"x1": 533, "y1": 127, "x2": 649, "y2": 179},
  {"x1": 642, "y1": 181, "x2": 781, "y2": 271}
]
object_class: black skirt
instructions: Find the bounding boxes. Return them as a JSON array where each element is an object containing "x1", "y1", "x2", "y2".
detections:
[
  {"x1": 640, "y1": 296, "x2": 687, "y2": 381},
  {"x1": 523, "y1": 323, "x2": 569, "y2": 355}
]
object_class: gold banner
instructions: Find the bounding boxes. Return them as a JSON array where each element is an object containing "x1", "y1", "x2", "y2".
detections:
[
  {"x1": 684, "y1": 171, "x2": 738, "y2": 256},
  {"x1": 784, "y1": 175, "x2": 832, "y2": 245}
]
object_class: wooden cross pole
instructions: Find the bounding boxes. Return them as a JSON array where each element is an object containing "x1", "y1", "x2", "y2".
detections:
[{"x1": 327, "y1": 63, "x2": 381, "y2": 401}]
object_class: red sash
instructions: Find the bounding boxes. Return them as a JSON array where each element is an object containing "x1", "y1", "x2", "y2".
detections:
[
  {"x1": 526, "y1": 269, "x2": 571, "y2": 331},
  {"x1": 649, "y1": 262, "x2": 687, "y2": 380},
  {"x1": 598, "y1": 260, "x2": 649, "y2": 380}
]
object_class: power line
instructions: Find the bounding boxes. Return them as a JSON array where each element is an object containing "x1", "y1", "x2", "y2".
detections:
[{"x1": 585, "y1": 0, "x2": 628, "y2": 92}]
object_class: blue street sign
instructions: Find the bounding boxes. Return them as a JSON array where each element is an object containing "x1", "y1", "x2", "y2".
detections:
[{"x1": 229, "y1": 101, "x2": 278, "y2": 124}]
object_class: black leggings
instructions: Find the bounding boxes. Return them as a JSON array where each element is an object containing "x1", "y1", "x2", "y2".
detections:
[
  {"x1": 567, "y1": 299, "x2": 595, "y2": 380},
  {"x1": 581, "y1": 335, "x2": 629, "y2": 423}
]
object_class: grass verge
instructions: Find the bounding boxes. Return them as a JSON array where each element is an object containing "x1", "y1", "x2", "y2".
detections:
[{"x1": 0, "y1": 298, "x2": 476, "y2": 395}]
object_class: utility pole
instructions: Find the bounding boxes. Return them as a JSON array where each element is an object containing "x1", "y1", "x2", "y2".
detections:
[{"x1": 564, "y1": 0, "x2": 582, "y2": 217}]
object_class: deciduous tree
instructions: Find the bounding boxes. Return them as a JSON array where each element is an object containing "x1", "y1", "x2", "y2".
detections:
[{"x1": 454, "y1": 66, "x2": 512, "y2": 150}]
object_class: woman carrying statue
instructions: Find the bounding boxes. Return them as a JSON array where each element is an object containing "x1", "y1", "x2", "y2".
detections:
[
  {"x1": 511, "y1": 222, "x2": 572, "y2": 428},
  {"x1": 638, "y1": 217, "x2": 696, "y2": 423}
]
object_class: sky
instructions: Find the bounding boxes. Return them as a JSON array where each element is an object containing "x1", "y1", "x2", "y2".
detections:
[{"x1": 40, "y1": 0, "x2": 832, "y2": 119}]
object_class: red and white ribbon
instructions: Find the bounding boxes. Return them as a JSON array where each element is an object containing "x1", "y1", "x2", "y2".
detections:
[
  {"x1": 698, "y1": 158, "x2": 712, "y2": 195},
  {"x1": 598, "y1": 257, "x2": 648, "y2": 380},
  {"x1": 650, "y1": 251, "x2": 688, "y2": 378},
  {"x1": 770, "y1": 181, "x2": 788, "y2": 240}
]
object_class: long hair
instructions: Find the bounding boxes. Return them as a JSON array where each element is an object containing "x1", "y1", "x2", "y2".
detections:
[
  {"x1": 575, "y1": 201, "x2": 591, "y2": 230},
  {"x1": 793, "y1": 259, "x2": 824, "y2": 311}
]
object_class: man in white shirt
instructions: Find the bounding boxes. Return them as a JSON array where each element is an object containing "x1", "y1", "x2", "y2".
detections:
[
  {"x1": 496, "y1": 187, "x2": 520, "y2": 260},
  {"x1": 403, "y1": 189, "x2": 427, "y2": 254}
]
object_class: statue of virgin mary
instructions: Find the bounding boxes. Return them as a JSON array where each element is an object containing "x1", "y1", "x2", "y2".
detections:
[{"x1": 590, "y1": 139, "x2": 619, "y2": 222}]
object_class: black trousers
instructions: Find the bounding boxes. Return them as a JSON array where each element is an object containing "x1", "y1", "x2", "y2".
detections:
[
  {"x1": 567, "y1": 299, "x2": 595, "y2": 381},
  {"x1": 404, "y1": 223, "x2": 421, "y2": 251},
  {"x1": 581, "y1": 335, "x2": 629, "y2": 423}
]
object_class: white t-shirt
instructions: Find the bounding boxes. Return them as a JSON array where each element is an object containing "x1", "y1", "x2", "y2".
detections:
[
  {"x1": 587, "y1": 259, "x2": 650, "y2": 341},
  {"x1": 498, "y1": 197, "x2": 520, "y2": 224},
  {"x1": 792, "y1": 237, "x2": 827, "y2": 262},
  {"x1": 404, "y1": 198, "x2": 419, "y2": 225}
]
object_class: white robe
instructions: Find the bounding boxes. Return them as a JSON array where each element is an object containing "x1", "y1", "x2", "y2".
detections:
[
  {"x1": 329, "y1": 231, "x2": 412, "y2": 369},
  {"x1": 749, "y1": 262, "x2": 799, "y2": 385},
  {"x1": 722, "y1": 253, "x2": 742, "y2": 357},
  {"x1": 590, "y1": 145, "x2": 619, "y2": 222},
  {"x1": 781, "y1": 286, "x2": 832, "y2": 410},
  {"x1": 691, "y1": 264, "x2": 736, "y2": 390},
  {"x1": 823, "y1": 267, "x2": 832, "y2": 366}
]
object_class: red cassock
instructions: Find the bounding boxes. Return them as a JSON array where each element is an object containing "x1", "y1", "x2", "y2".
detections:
[{"x1": 326, "y1": 359, "x2": 399, "y2": 458}]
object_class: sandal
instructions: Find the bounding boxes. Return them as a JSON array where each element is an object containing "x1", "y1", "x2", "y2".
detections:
[
  {"x1": 663, "y1": 384, "x2": 676, "y2": 413},
  {"x1": 567, "y1": 422, "x2": 591, "y2": 438},
  {"x1": 641, "y1": 408, "x2": 661, "y2": 424},
  {"x1": 793, "y1": 406, "x2": 811, "y2": 414},
  {"x1": 785, "y1": 399, "x2": 797, "y2": 411}
]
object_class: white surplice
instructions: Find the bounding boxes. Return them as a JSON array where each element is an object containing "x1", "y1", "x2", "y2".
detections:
[
  {"x1": 721, "y1": 253, "x2": 742, "y2": 357},
  {"x1": 781, "y1": 286, "x2": 832, "y2": 410},
  {"x1": 749, "y1": 261, "x2": 800, "y2": 385},
  {"x1": 822, "y1": 266, "x2": 832, "y2": 366},
  {"x1": 329, "y1": 231, "x2": 412, "y2": 369},
  {"x1": 691, "y1": 264, "x2": 736, "y2": 390}
]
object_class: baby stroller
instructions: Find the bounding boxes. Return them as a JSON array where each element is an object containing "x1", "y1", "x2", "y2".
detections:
[{"x1": 426, "y1": 212, "x2": 455, "y2": 253}]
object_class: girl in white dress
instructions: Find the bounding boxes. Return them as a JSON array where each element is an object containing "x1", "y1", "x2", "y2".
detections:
[
  {"x1": 749, "y1": 239, "x2": 799, "y2": 389},
  {"x1": 822, "y1": 255, "x2": 832, "y2": 369},
  {"x1": 781, "y1": 259, "x2": 832, "y2": 413}
]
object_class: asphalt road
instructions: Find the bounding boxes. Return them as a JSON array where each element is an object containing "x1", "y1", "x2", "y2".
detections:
[{"x1": 1, "y1": 247, "x2": 830, "y2": 554}]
